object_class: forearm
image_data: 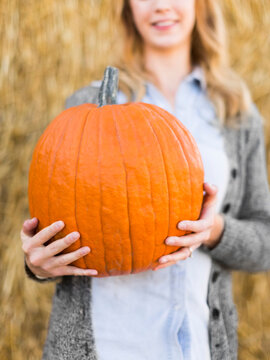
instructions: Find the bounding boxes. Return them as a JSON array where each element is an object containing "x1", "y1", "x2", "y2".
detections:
[
  {"x1": 201, "y1": 214, "x2": 270, "y2": 272},
  {"x1": 202, "y1": 107, "x2": 270, "y2": 272}
]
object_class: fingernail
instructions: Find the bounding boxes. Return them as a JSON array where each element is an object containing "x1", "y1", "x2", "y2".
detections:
[
  {"x1": 71, "y1": 231, "x2": 80, "y2": 239},
  {"x1": 25, "y1": 218, "x2": 34, "y2": 224},
  {"x1": 159, "y1": 257, "x2": 168, "y2": 264},
  {"x1": 178, "y1": 222, "x2": 187, "y2": 230},
  {"x1": 82, "y1": 247, "x2": 90, "y2": 254},
  {"x1": 165, "y1": 238, "x2": 175, "y2": 245},
  {"x1": 87, "y1": 270, "x2": 98, "y2": 275},
  {"x1": 55, "y1": 220, "x2": 64, "y2": 228}
]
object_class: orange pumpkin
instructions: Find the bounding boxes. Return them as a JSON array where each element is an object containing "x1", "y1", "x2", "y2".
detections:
[{"x1": 28, "y1": 66, "x2": 204, "y2": 277}]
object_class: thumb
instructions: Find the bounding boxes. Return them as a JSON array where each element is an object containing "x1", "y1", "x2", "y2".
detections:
[
  {"x1": 204, "y1": 182, "x2": 218, "y2": 195},
  {"x1": 22, "y1": 217, "x2": 39, "y2": 237}
]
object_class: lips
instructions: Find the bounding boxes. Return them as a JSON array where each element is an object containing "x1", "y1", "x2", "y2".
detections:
[
  {"x1": 151, "y1": 19, "x2": 178, "y2": 26},
  {"x1": 151, "y1": 20, "x2": 178, "y2": 31}
]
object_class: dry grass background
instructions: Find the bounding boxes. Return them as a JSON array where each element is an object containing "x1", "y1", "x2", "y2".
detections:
[{"x1": 0, "y1": 0, "x2": 269, "y2": 359}]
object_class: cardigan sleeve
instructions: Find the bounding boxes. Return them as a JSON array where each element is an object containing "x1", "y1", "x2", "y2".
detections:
[{"x1": 201, "y1": 108, "x2": 270, "y2": 272}]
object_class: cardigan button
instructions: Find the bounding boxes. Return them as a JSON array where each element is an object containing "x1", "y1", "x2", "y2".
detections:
[
  {"x1": 231, "y1": 168, "x2": 237, "y2": 178},
  {"x1": 223, "y1": 203, "x2": 231, "y2": 214},
  {"x1": 212, "y1": 307, "x2": 220, "y2": 319},
  {"x1": 212, "y1": 271, "x2": 220, "y2": 283}
]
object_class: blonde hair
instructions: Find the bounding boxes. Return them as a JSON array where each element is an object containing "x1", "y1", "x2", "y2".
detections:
[{"x1": 113, "y1": 0, "x2": 252, "y2": 126}]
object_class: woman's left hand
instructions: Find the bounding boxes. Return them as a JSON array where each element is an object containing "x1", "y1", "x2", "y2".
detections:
[{"x1": 153, "y1": 182, "x2": 225, "y2": 271}]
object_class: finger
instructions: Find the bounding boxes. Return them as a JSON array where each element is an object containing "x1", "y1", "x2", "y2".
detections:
[
  {"x1": 159, "y1": 249, "x2": 190, "y2": 264},
  {"x1": 198, "y1": 186, "x2": 218, "y2": 221},
  {"x1": 31, "y1": 220, "x2": 65, "y2": 247},
  {"x1": 200, "y1": 198, "x2": 216, "y2": 220},
  {"x1": 203, "y1": 191, "x2": 217, "y2": 207},
  {"x1": 22, "y1": 217, "x2": 39, "y2": 237},
  {"x1": 43, "y1": 231, "x2": 82, "y2": 258},
  {"x1": 177, "y1": 219, "x2": 210, "y2": 233},
  {"x1": 201, "y1": 183, "x2": 218, "y2": 210},
  {"x1": 159, "y1": 243, "x2": 201, "y2": 264},
  {"x1": 165, "y1": 232, "x2": 205, "y2": 247},
  {"x1": 49, "y1": 246, "x2": 91, "y2": 268},
  {"x1": 152, "y1": 260, "x2": 176, "y2": 271},
  {"x1": 54, "y1": 266, "x2": 98, "y2": 276},
  {"x1": 203, "y1": 182, "x2": 218, "y2": 195}
]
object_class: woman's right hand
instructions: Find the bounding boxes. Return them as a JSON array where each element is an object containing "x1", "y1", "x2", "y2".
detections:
[{"x1": 21, "y1": 217, "x2": 98, "y2": 278}]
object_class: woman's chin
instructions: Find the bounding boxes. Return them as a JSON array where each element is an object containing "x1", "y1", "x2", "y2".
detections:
[{"x1": 147, "y1": 39, "x2": 189, "y2": 52}]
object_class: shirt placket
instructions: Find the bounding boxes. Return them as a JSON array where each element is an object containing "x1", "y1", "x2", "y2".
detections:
[{"x1": 166, "y1": 263, "x2": 192, "y2": 360}]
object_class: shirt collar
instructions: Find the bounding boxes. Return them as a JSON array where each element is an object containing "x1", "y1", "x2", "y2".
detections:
[
  {"x1": 184, "y1": 65, "x2": 206, "y2": 91},
  {"x1": 144, "y1": 65, "x2": 206, "y2": 94}
]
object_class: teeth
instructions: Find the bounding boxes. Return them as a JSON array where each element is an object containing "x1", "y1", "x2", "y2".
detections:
[{"x1": 154, "y1": 21, "x2": 175, "y2": 26}]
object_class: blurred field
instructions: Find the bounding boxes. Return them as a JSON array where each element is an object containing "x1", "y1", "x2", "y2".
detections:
[{"x1": 0, "y1": 0, "x2": 269, "y2": 359}]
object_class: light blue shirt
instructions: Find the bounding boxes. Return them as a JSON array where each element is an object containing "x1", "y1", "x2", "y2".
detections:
[{"x1": 91, "y1": 66, "x2": 230, "y2": 360}]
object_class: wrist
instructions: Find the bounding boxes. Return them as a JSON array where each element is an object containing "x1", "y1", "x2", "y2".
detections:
[
  {"x1": 24, "y1": 257, "x2": 48, "y2": 280},
  {"x1": 204, "y1": 214, "x2": 225, "y2": 249}
]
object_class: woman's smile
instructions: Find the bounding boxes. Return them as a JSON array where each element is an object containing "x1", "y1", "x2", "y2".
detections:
[{"x1": 151, "y1": 19, "x2": 179, "y2": 31}]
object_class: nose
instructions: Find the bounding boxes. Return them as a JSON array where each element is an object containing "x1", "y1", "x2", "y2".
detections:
[{"x1": 153, "y1": 0, "x2": 173, "y2": 13}]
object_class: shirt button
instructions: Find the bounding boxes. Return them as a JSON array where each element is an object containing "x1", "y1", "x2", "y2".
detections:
[
  {"x1": 212, "y1": 271, "x2": 220, "y2": 283},
  {"x1": 231, "y1": 168, "x2": 237, "y2": 179},
  {"x1": 212, "y1": 307, "x2": 220, "y2": 319},
  {"x1": 223, "y1": 203, "x2": 231, "y2": 214}
]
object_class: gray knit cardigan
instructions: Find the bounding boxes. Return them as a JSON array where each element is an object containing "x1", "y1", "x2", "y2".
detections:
[{"x1": 25, "y1": 84, "x2": 270, "y2": 360}]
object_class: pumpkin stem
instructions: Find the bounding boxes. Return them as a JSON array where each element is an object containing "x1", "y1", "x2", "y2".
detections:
[{"x1": 98, "y1": 66, "x2": 119, "y2": 107}]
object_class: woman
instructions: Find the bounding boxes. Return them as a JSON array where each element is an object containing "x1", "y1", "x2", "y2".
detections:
[{"x1": 21, "y1": 0, "x2": 270, "y2": 359}]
